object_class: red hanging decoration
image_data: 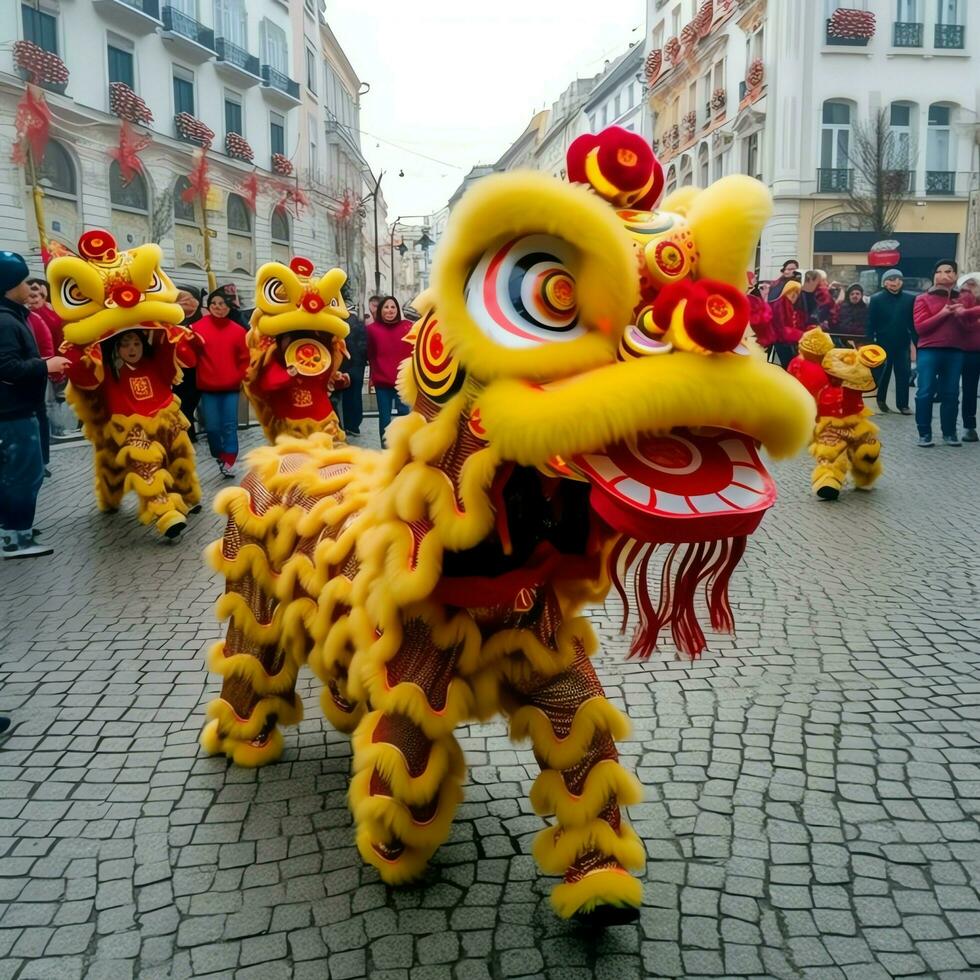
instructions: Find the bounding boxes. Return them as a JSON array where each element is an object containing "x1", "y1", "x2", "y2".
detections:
[
  {"x1": 182, "y1": 150, "x2": 210, "y2": 204},
  {"x1": 275, "y1": 184, "x2": 309, "y2": 218},
  {"x1": 334, "y1": 188, "x2": 358, "y2": 225},
  {"x1": 239, "y1": 171, "x2": 260, "y2": 213},
  {"x1": 11, "y1": 85, "x2": 51, "y2": 166},
  {"x1": 108, "y1": 119, "x2": 151, "y2": 186}
]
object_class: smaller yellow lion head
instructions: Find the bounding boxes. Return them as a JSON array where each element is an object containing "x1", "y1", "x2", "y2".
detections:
[
  {"x1": 48, "y1": 230, "x2": 182, "y2": 347},
  {"x1": 252, "y1": 257, "x2": 349, "y2": 340}
]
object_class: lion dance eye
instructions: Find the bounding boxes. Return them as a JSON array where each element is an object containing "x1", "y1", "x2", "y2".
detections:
[
  {"x1": 145, "y1": 271, "x2": 164, "y2": 293},
  {"x1": 60, "y1": 279, "x2": 89, "y2": 308},
  {"x1": 263, "y1": 277, "x2": 288, "y2": 304},
  {"x1": 412, "y1": 310, "x2": 464, "y2": 403},
  {"x1": 464, "y1": 234, "x2": 587, "y2": 348}
]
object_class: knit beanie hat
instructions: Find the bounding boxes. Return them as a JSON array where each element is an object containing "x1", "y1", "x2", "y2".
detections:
[
  {"x1": 0, "y1": 251, "x2": 30, "y2": 294},
  {"x1": 881, "y1": 269, "x2": 903, "y2": 284}
]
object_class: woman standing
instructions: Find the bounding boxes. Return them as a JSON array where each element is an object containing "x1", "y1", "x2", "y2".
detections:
[
  {"x1": 834, "y1": 283, "x2": 869, "y2": 348},
  {"x1": 193, "y1": 289, "x2": 249, "y2": 477},
  {"x1": 24, "y1": 280, "x2": 55, "y2": 473},
  {"x1": 366, "y1": 295, "x2": 413, "y2": 446}
]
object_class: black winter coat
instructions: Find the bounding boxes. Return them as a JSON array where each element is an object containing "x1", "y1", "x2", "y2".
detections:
[{"x1": 0, "y1": 298, "x2": 47, "y2": 421}]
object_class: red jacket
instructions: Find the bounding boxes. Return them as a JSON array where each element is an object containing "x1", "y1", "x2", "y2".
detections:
[
  {"x1": 27, "y1": 311, "x2": 54, "y2": 359},
  {"x1": 367, "y1": 318, "x2": 413, "y2": 387},
  {"x1": 33, "y1": 305, "x2": 64, "y2": 352},
  {"x1": 787, "y1": 356, "x2": 828, "y2": 402},
  {"x1": 771, "y1": 295, "x2": 805, "y2": 345},
  {"x1": 748, "y1": 295, "x2": 775, "y2": 347},
  {"x1": 255, "y1": 359, "x2": 335, "y2": 421},
  {"x1": 817, "y1": 382, "x2": 865, "y2": 419},
  {"x1": 913, "y1": 289, "x2": 980, "y2": 351},
  {"x1": 193, "y1": 314, "x2": 250, "y2": 391},
  {"x1": 65, "y1": 337, "x2": 194, "y2": 416}
]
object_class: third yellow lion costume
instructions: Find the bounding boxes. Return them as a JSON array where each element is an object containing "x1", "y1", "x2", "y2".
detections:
[{"x1": 200, "y1": 127, "x2": 813, "y2": 921}]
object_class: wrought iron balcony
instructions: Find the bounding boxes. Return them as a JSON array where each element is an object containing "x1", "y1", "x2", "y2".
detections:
[
  {"x1": 215, "y1": 38, "x2": 260, "y2": 81},
  {"x1": 260, "y1": 65, "x2": 300, "y2": 105},
  {"x1": 161, "y1": 6, "x2": 215, "y2": 54},
  {"x1": 825, "y1": 19, "x2": 870, "y2": 46},
  {"x1": 926, "y1": 171, "x2": 956, "y2": 195},
  {"x1": 817, "y1": 168, "x2": 853, "y2": 193},
  {"x1": 935, "y1": 23, "x2": 965, "y2": 49},
  {"x1": 893, "y1": 21, "x2": 923, "y2": 47}
]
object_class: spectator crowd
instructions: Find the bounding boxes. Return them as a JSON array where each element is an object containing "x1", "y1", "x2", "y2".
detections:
[{"x1": 751, "y1": 259, "x2": 980, "y2": 448}]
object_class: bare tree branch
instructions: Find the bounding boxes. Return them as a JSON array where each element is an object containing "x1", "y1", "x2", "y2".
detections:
[{"x1": 843, "y1": 108, "x2": 917, "y2": 237}]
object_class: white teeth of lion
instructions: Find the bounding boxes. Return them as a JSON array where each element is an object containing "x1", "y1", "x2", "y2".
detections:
[
  {"x1": 583, "y1": 454, "x2": 624, "y2": 483},
  {"x1": 616, "y1": 478, "x2": 652, "y2": 506},
  {"x1": 650, "y1": 490, "x2": 694, "y2": 514},
  {"x1": 731, "y1": 464, "x2": 766, "y2": 492},
  {"x1": 719, "y1": 438, "x2": 754, "y2": 464}
]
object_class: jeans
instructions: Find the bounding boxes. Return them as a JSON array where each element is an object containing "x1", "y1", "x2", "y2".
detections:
[
  {"x1": 961, "y1": 351, "x2": 980, "y2": 430},
  {"x1": 915, "y1": 347, "x2": 964, "y2": 439},
  {"x1": 341, "y1": 370, "x2": 365, "y2": 433},
  {"x1": 0, "y1": 416, "x2": 44, "y2": 531},
  {"x1": 876, "y1": 343, "x2": 912, "y2": 411},
  {"x1": 35, "y1": 404, "x2": 49, "y2": 465},
  {"x1": 200, "y1": 390, "x2": 240, "y2": 464},
  {"x1": 375, "y1": 385, "x2": 409, "y2": 444}
]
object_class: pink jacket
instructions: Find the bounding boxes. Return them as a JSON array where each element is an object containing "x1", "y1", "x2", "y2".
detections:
[{"x1": 913, "y1": 289, "x2": 980, "y2": 351}]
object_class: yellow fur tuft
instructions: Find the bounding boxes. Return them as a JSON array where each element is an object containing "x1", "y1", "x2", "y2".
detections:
[
  {"x1": 533, "y1": 820, "x2": 646, "y2": 875},
  {"x1": 530, "y1": 760, "x2": 643, "y2": 827},
  {"x1": 550, "y1": 869, "x2": 643, "y2": 919}
]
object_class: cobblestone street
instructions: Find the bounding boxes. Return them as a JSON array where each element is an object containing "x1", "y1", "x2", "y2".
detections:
[{"x1": 1, "y1": 410, "x2": 980, "y2": 980}]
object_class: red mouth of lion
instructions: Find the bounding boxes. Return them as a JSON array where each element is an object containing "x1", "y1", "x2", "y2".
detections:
[{"x1": 565, "y1": 427, "x2": 777, "y2": 543}]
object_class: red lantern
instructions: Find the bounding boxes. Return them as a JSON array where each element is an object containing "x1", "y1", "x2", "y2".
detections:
[{"x1": 868, "y1": 240, "x2": 901, "y2": 267}]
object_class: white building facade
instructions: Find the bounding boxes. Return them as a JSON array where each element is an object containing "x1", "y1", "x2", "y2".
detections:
[
  {"x1": 0, "y1": 0, "x2": 383, "y2": 303},
  {"x1": 644, "y1": 0, "x2": 978, "y2": 283},
  {"x1": 583, "y1": 44, "x2": 648, "y2": 141}
]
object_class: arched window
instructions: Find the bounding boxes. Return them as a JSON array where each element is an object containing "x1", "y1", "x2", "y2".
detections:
[
  {"x1": 889, "y1": 101, "x2": 915, "y2": 169},
  {"x1": 109, "y1": 161, "x2": 149, "y2": 212},
  {"x1": 26, "y1": 140, "x2": 76, "y2": 200},
  {"x1": 665, "y1": 164, "x2": 677, "y2": 195},
  {"x1": 698, "y1": 143, "x2": 710, "y2": 187},
  {"x1": 927, "y1": 103, "x2": 952, "y2": 173},
  {"x1": 679, "y1": 154, "x2": 693, "y2": 187},
  {"x1": 820, "y1": 100, "x2": 852, "y2": 191},
  {"x1": 174, "y1": 177, "x2": 197, "y2": 223},
  {"x1": 271, "y1": 207, "x2": 290, "y2": 244},
  {"x1": 227, "y1": 193, "x2": 251, "y2": 235}
]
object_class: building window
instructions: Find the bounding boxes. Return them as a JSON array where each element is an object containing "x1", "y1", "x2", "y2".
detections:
[
  {"x1": 937, "y1": 0, "x2": 961, "y2": 23},
  {"x1": 173, "y1": 68, "x2": 195, "y2": 116},
  {"x1": 698, "y1": 145, "x2": 710, "y2": 186},
  {"x1": 271, "y1": 207, "x2": 290, "y2": 244},
  {"x1": 174, "y1": 176, "x2": 196, "y2": 223},
  {"x1": 225, "y1": 95, "x2": 243, "y2": 136},
  {"x1": 821, "y1": 100, "x2": 851, "y2": 169},
  {"x1": 614, "y1": 93, "x2": 621, "y2": 118},
  {"x1": 889, "y1": 102, "x2": 914, "y2": 168},
  {"x1": 109, "y1": 161, "x2": 149, "y2": 212},
  {"x1": 270, "y1": 112, "x2": 285, "y2": 155},
  {"x1": 745, "y1": 132, "x2": 760, "y2": 178},
  {"x1": 26, "y1": 140, "x2": 75, "y2": 198},
  {"x1": 309, "y1": 138, "x2": 318, "y2": 182},
  {"x1": 306, "y1": 47, "x2": 316, "y2": 92},
  {"x1": 897, "y1": 0, "x2": 919, "y2": 21},
  {"x1": 214, "y1": 0, "x2": 247, "y2": 47},
  {"x1": 713, "y1": 153, "x2": 724, "y2": 181},
  {"x1": 107, "y1": 42, "x2": 134, "y2": 90},
  {"x1": 260, "y1": 18, "x2": 288, "y2": 73},
  {"x1": 927, "y1": 103, "x2": 952, "y2": 170},
  {"x1": 227, "y1": 193, "x2": 251, "y2": 234},
  {"x1": 627, "y1": 83, "x2": 636, "y2": 109},
  {"x1": 22, "y1": 4, "x2": 57, "y2": 53}
]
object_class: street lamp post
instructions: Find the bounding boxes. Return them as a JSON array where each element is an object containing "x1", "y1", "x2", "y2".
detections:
[{"x1": 388, "y1": 215, "x2": 433, "y2": 299}]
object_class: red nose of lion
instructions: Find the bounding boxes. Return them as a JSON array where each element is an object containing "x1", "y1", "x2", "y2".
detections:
[{"x1": 302, "y1": 293, "x2": 325, "y2": 314}]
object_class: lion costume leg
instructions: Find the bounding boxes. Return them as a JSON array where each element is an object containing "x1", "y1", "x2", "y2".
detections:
[
  {"x1": 847, "y1": 416, "x2": 882, "y2": 490},
  {"x1": 506, "y1": 635, "x2": 644, "y2": 920},
  {"x1": 165, "y1": 408, "x2": 202, "y2": 510},
  {"x1": 94, "y1": 448, "x2": 126, "y2": 513},
  {"x1": 810, "y1": 418, "x2": 850, "y2": 500},
  {"x1": 348, "y1": 608, "x2": 475, "y2": 884}
]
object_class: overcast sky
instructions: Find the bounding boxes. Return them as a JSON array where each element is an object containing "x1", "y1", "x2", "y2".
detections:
[{"x1": 326, "y1": 0, "x2": 646, "y2": 220}]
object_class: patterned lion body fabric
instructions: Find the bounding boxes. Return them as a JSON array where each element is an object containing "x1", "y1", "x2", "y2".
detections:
[
  {"x1": 49, "y1": 230, "x2": 201, "y2": 538},
  {"x1": 200, "y1": 127, "x2": 814, "y2": 921}
]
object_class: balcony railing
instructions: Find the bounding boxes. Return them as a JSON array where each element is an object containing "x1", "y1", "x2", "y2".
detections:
[
  {"x1": 161, "y1": 6, "x2": 215, "y2": 50},
  {"x1": 926, "y1": 171, "x2": 956, "y2": 195},
  {"x1": 893, "y1": 21, "x2": 923, "y2": 47},
  {"x1": 261, "y1": 65, "x2": 300, "y2": 100},
  {"x1": 215, "y1": 38, "x2": 259, "y2": 76},
  {"x1": 817, "y1": 168, "x2": 853, "y2": 193},
  {"x1": 825, "y1": 19, "x2": 870, "y2": 46},
  {"x1": 935, "y1": 23, "x2": 965, "y2": 48}
]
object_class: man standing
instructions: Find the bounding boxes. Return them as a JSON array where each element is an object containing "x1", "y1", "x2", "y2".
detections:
[
  {"x1": 913, "y1": 260, "x2": 980, "y2": 447},
  {"x1": 866, "y1": 270, "x2": 915, "y2": 415},
  {"x1": 340, "y1": 291, "x2": 368, "y2": 437},
  {"x1": 0, "y1": 251, "x2": 70, "y2": 557}
]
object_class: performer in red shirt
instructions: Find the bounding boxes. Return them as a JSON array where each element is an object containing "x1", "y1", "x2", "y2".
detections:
[
  {"x1": 65, "y1": 328, "x2": 201, "y2": 537},
  {"x1": 788, "y1": 328, "x2": 885, "y2": 501}
]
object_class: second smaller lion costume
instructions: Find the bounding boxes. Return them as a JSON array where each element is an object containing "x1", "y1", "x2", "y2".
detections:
[
  {"x1": 49, "y1": 231, "x2": 201, "y2": 538},
  {"x1": 244, "y1": 257, "x2": 351, "y2": 443},
  {"x1": 789, "y1": 328, "x2": 886, "y2": 500}
]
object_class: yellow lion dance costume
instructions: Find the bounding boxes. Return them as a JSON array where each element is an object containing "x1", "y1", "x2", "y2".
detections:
[
  {"x1": 48, "y1": 231, "x2": 201, "y2": 537},
  {"x1": 244, "y1": 256, "x2": 351, "y2": 443},
  {"x1": 788, "y1": 328, "x2": 885, "y2": 500},
  {"x1": 200, "y1": 127, "x2": 813, "y2": 922}
]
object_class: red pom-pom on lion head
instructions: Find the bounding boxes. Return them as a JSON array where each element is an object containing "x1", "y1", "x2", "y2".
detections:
[{"x1": 566, "y1": 126, "x2": 665, "y2": 211}]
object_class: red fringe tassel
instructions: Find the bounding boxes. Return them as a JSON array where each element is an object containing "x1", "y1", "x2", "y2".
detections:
[{"x1": 607, "y1": 534, "x2": 747, "y2": 660}]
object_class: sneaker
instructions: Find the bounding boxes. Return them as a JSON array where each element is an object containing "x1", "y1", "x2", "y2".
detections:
[
  {"x1": 877, "y1": 402, "x2": 890, "y2": 413},
  {"x1": 220, "y1": 463, "x2": 236, "y2": 479},
  {"x1": 963, "y1": 429, "x2": 979, "y2": 442},
  {"x1": 899, "y1": 408, "x2": 912, "y2": 416},
  {"x1": 2, "y1": 540, "x2": 54, "y2": 559},
  {"x1": 943, "y1": 434, "x2": 962, "y2": 447},
  {"x1": 917, "y1": 435, "x2": 934, "y2": 448},
  {"x1": 347, "y1": 428, "x2": 360, "y2": 436}
]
